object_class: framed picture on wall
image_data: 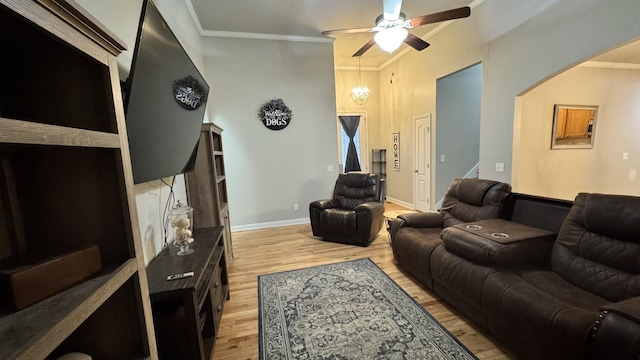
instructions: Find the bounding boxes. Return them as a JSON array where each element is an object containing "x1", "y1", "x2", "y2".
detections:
[{"x1": 551, "y1": 104, "x2": 598, "y2": 149}]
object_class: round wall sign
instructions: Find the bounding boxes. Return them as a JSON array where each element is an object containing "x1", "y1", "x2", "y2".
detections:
[
  {"x1": 258, "y1": 98, "x2": 292, "y2": 130},
  {"x1": 173, "y1": 76, "x2": 207, "y2": 111}
]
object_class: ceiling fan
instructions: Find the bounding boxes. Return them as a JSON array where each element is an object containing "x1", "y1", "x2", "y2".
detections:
[{"x1": 321, "y1": 0, "x2": 471, "y2": 57}]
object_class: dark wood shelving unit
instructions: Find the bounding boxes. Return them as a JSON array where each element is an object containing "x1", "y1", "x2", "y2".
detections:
[
  {"x1": 146, "y1": 227, "x2": 229, "y2": 360},
  {"x1": 0, "y1": 0, "x2": 158, "y2": 359},
  {"x1": 371, "y1": 149, "x2": 387, "y2": 180},
  {"x1": 186, "y1": 123, "x2": 233, "y2": 263}
]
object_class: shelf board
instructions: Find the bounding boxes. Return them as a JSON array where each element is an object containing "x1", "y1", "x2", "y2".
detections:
[
  {"x1": 0, "y1": 117, "x2": 121, "y2": 148},
  {"x1": 213, "y1": 151, "x2": 223, "y2": 156},
  {"x1": 216, "y1": 175, "x2": 226, "y2": 184},
  {"x1": 0, "y1": 259, "x2": 138, "y2": 360}
]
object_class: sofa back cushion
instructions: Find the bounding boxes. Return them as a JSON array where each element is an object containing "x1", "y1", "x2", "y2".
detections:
[
  {"x1": 333, "y1": 172, "x2": 381, "y2": 210},
  {"x1": 440, "y1": 178, "x2": 512, "y2": 228},
  {"x1": 551, "y1": 193, "x2": 640, "y2": 301}
]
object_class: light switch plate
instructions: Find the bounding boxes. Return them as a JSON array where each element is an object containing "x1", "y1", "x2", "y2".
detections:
[{"x1": 495, "y1": 163, "x2": 505, "y2": 172}]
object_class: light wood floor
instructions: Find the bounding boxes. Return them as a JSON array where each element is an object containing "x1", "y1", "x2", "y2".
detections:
[{"x1": 212, "y1": 203, "x2": 517, "y2": 359}]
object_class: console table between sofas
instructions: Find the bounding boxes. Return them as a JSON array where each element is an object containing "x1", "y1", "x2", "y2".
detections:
[{"x1": 147, "y1": 226, "x2": 229, "y2": 360}]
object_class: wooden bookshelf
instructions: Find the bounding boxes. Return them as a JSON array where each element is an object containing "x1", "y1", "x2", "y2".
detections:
[{"x1": 0, "y1": 1, "x2": 157, "y2": 358}]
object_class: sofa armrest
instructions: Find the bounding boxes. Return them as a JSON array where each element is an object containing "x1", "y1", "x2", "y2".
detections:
[
  {"x1": 398, "y1": 212, "x2": 444, "y2": 228},
  {"x1": 388, "y1": 212, "x2": 444, "y2": 240},
  {"x1": 355, "y1": 201, "x2": 384, "y2": 215},
  {"x1": 603, "y1": 297, "x2": 640, "y2": 323},
  {"x1": 309, "y1": 199, "x2": 339, "y2": 237},
  {"x1": 590, "y1": 297, "x2": 640, "y2": 359},
  {"x1": 309, "y1": 199, "x2": 338, "y2": 210},
  {"x1": 355, "y1": 202, "x2": 385, "y2": 244}
]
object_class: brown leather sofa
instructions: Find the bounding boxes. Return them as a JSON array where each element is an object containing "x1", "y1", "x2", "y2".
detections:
[
  {"x1": 391, "y1": 182, "x2": 640, "y2": 359},
  {"x1": 309, "y1": 172, "x2": 385, "y2": 246}
]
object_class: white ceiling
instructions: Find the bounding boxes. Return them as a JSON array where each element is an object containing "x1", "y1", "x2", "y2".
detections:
[{"x1": 185, "y1": 0, "x2": 639, "y2": 70}]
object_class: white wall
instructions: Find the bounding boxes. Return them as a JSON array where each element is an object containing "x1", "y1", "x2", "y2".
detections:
[
  {"x1": 76, "y1": 0, "x2": 209, "y2": 264},
  {"x1": 435, "y1": 64, "x2": 482, "y2": 202},
  {"x1": 481, "y1": 0, "x2": 640, "y2": 184},
  {"x1": 513, "y1": 65, "x2": 640, "y2": 200},
  {"x1": 202, "y1": 37, "x2": 339, "y2": 230}
]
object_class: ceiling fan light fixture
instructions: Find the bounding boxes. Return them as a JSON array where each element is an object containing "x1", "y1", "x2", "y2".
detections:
[{"x1": 374, "y1": 27, "x2": 407, "y2": 53}]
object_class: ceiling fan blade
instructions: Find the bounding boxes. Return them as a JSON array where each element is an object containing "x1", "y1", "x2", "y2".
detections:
[
  {"x1": 321, "y1": 26, "x2": 373, "y2": 36},
  {"x1": 404, "y1": 33, "x2": 430, "y2": 51},
  {"x1": 353, "y1": 38, "x2": 377, "y2": 57},
  {"x1": 409, "y1": 6, "x2": 471, "y2": 27},
  {"x1": 383, "y1": 0, "x2": 402, "y2": 20}
]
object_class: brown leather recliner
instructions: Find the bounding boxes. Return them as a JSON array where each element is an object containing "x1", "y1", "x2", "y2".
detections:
[
  {"x1": 309, "y1": 172, "x2": 385, "y2": 246},
  {"x1": 389, "y1": 178, "x2": 512, "y2": 287}
]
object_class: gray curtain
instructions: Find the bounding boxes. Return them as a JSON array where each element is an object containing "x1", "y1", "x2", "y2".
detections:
[{"x1": 339, "y1": 116, "x2": 361, "y2": 172}]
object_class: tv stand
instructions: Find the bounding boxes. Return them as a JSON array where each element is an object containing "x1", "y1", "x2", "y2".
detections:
[{"x1": 146, "y1": 227, "x2": 229, "y2": 360}]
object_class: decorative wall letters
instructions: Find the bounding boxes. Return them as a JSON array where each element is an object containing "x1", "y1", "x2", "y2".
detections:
[{"x1": 393, "y1": 131, "x2": 400, "y2": 171}]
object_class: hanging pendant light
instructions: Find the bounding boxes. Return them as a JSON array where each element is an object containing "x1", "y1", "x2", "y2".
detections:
[{"x1": 351, "y1": 57, "x2": 370, "y2": 105}]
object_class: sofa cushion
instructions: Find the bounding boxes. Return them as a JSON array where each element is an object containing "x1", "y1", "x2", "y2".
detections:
[
  {"x1": 551, "y1": 193, "x2": 640, "y2": 302},
  {"x1": 440, "y1": 178, "x2": 512, "y2": 228},
  {"x1": 334, "y1": 172, "x2": 380, "y2": 210}
]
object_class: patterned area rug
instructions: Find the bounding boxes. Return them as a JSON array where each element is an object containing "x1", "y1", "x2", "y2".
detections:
[{"x1": 258, "y1": 258, "x2": 477, "y2": 359}]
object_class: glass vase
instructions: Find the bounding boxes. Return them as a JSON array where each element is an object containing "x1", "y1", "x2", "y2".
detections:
[{"x1": 168, "y1": 200, "x2": 194, "y2": 256}]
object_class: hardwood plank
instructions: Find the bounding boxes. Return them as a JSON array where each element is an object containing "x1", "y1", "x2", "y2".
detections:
[
  {"x1": 0, "y1": 118, "x2": 120, "y2": 148},
  {"x1": 212, "y1": 203, "x2": 517, "y2": 359}
]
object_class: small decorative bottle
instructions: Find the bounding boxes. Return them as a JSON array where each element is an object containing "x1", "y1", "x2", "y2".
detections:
[{"x1": 168, "y1": 200, "x2": 194, "y2": 256}]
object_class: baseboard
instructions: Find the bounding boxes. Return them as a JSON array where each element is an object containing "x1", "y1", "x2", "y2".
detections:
[
  {"x1": 231, "y1": 197, "x2": 414, "y2": 232},
  {"x1": 231, "y1": 217, "x2": 310, "y2": 232},
  {"x1": 385, "y1": 196, "x2": 414, "y2": 209}
]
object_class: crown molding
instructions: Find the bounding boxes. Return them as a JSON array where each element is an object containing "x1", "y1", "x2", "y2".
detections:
[
  {"x1": 579, "y1": 61, "x2": 640, "y2": 70},
  {"x1": 335, "y1": 66, "x2": 380, "y2": 72},
  {"x1": 199, "y1": 30, "x2": 333, "y2": 43},
  {"x1": 185, "y1": 0, "x2": 332, "y2": 43}
]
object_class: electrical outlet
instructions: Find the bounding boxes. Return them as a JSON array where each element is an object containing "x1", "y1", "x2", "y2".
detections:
[
  {"x1": 440, "y1": 155, "x2": 445, "y2": 162},
  {"x1": 623, "y1": 152, "x2": 629, "y2": 160},
  {"x1": 293, "y1": 203, "x2": 299, "y2": 211},
  {"x1": 327, "y1": 165, "x2": 334, "y2": 172},
  {"x1": 495, "y1": 163, "x2": 505, "y2": 173}
]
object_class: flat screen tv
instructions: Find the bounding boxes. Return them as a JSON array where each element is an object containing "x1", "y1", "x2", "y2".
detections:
[{"x1": 124, "y1": 0, "x2": 210, "y2": 184}]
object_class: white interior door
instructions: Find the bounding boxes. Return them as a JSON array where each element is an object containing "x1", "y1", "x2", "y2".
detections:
[
  {"x1": 414, "y1": 114, "x2": 431, "y2": 212},
  {"x1": 337, "y1": 112, "x2": 368, "y2": 172}
]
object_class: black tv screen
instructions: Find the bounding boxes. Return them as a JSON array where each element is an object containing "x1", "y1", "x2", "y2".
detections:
[{"x1": 124, "y1": 0, "x2": 209, "y2": 184}]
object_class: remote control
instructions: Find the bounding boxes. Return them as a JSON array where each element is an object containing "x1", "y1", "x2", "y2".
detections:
[{"x1": 166, "y1": 271, "x2": 195, "y2": 281}]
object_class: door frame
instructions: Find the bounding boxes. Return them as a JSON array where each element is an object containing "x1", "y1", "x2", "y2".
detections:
[
  {"x1": 413, "y1": 113, "x2": 432, "y2": 211},
  {"x1": 336, "y1": 111, "x2": 369, "y2": 173}
]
